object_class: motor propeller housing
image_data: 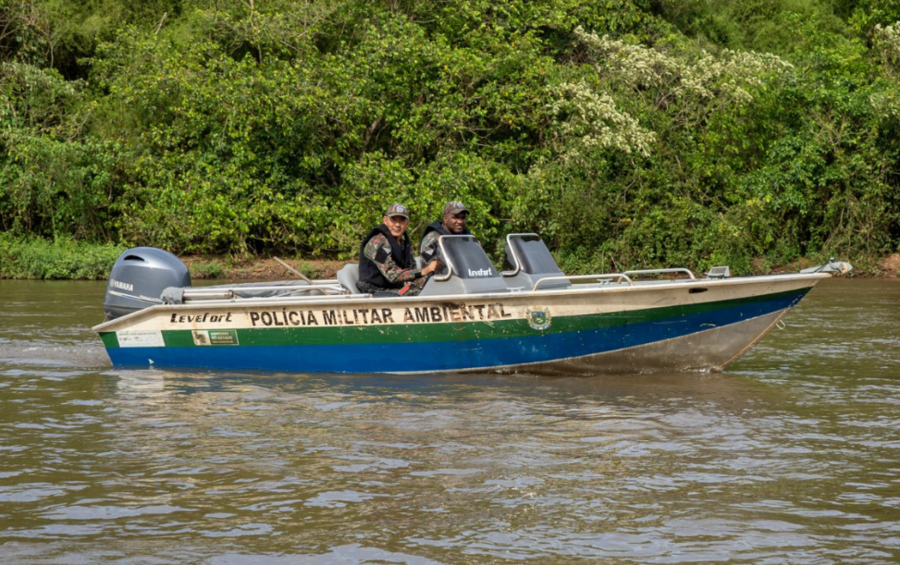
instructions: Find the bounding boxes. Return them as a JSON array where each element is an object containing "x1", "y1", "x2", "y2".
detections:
[{"x1": 103, "y1": 247, "x2": 191, "y2": 320}]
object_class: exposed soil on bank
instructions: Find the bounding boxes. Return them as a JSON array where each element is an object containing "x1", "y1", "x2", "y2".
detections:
[{"x1": 882, "y1": 253, "x2": 900, "y2": 275}]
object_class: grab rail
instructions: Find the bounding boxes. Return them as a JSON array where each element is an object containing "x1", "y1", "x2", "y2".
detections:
[
  {"x1": 501, "y1": 233, "x2": 540, "y2": 277},
  {"x1": 181, "y1": 284, "x2": 350, "y2": 301},
  {"x1": 622, "y1": 268, "x2": 696, "y2": 280},
  {"x1": 532, "y1": 274, "x2": 633, "y2": 291}
]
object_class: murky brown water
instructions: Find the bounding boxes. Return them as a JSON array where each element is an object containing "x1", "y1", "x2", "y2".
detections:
[{"x1": 1, "y1": 278, "x2": 898, "y2": 564}]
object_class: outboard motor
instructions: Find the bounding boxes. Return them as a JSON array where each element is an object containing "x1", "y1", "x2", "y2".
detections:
[{"x1": 103, "y1": 247, "x2": 191, "y2": 320}]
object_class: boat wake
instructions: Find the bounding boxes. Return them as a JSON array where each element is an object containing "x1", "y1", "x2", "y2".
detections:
[{"x1": 0, "y1": 341, "x2": 111, "y2": 370}]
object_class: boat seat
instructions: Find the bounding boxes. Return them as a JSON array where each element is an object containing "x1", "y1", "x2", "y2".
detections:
[
  {"x1": 336, "y1": 263, "x2": 362, "y2": 294},
  {"x1": 503, "y1": 234, "x2": 569, "y2": 290}
]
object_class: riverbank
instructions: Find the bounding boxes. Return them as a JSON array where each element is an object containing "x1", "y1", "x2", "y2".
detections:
[
  {"x1": 181, "y1": 256, "x2": 347, "y2": 281},
  {"x1": 0, "y1": 234, "x2": 896, "y2": 280}
]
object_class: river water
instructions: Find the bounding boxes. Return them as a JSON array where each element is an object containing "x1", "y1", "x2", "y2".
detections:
[{"x1": 0, "y1": 278, "x2": 898, "y2": 564}]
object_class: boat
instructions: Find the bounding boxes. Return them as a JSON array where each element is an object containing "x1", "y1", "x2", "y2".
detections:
[{"x1": 92, "y1": 234, "x2": 851, "y2": 375}]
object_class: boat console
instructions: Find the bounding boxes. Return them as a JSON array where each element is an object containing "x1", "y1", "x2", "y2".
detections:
[
  {"x1": 418, "y1": 235, "x2": 509, "y2": 296},
  {"x1": 416, "y1": 233, "x2": 572, "y2": 295}
]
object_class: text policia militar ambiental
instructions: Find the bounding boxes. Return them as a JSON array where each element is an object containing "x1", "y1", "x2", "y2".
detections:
[{"x1": 169, "y1": 302, "x2": 514, "y2": 328}]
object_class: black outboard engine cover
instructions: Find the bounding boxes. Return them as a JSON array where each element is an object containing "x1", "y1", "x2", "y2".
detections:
[{"x1": 103, "y1": 247, "x2": 191, "y2": 320}]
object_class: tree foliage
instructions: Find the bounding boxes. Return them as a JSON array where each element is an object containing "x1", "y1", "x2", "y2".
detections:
[{"x1": 0, "y1": 0, "x2": 898, "y2": 271}]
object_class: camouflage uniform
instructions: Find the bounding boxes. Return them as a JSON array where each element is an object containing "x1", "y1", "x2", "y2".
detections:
[
  {"x1": 359, "y1": 233, "x2": 427, "y2": 296},
  {"x1": 419, "y1": 230, "x2": 443, "y2": 264}
]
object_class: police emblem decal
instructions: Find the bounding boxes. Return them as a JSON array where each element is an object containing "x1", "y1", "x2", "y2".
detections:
[{"x1": 526, "y1": 308, "x2": 551, "y2": 330}]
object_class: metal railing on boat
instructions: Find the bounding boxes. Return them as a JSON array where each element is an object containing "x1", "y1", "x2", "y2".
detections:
[
  {"x1": 532, "y1": 274, "x2": 634, "y2": 291},
  {"x1": 179, "y1": 284, "x2": 353, "y2": 302},
  {"x1": 623, "y1": 268, "x2": 696, "y2": 280},
  {"x1": 501, "y1": 232, "x2": 538, "y2": 277},
  {"x1": 532, "y1": 268, "x2": 697, "y2": 291}
]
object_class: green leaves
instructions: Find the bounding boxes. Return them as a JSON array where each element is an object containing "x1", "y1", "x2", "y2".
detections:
[
  {"x1": 0, "y1": 232, "x2": 125, "y2": 279},
  {"x1": 1, "y1": 0, "x2": 899, "y2": 274}
]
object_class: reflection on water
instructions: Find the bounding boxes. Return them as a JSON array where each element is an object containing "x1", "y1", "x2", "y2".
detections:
[{"x1": 1, "y1": 278, "x2": 899, "y2": 564}]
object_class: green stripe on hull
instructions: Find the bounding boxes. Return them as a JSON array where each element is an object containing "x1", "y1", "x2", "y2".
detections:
[
  {"x1": 101, "y1": 332, "x2": 119, "y2": 348},
  {"x1": 106, "y1": 287, "x2": 807, "y2": 349}
]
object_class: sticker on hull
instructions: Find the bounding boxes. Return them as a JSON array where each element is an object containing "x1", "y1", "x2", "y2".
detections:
[
  {"x1": 118, "y1": 330, "x2": 164, "y2": 347},
  {"x1": 192, "y1": 330, "x2": 239, "y2": 346}
]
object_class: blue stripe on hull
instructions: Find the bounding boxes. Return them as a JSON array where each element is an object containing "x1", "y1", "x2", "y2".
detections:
[{"x1": 107, "y1": 291, "x2": 805, "y2": 373}]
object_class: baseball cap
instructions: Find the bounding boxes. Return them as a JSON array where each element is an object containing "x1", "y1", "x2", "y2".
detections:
[
  {"x1": 384, "y1": 203, "x2": 410, "y2": 219},
  {"x1": 442, "y1": 201, "x2": 469, "y2": 216}
]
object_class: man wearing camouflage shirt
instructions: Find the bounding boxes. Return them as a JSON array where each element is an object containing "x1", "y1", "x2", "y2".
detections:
[
  {"x1": 420, "y1": 201, "x2": 472, "y2": 265},
  {"x1": 357, "y1": 203, "x2": 442, "y2": 296}
]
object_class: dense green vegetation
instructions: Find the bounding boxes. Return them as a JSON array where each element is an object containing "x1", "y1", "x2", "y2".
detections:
[
  {"x1": 2, "y1": 0, "x2": 899, "y2": 276},
  {"x1": 0, "y1": 232, "x2": 124, "y2": 279}
]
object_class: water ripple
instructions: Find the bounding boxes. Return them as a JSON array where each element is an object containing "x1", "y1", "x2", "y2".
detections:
[{"x1": 1, "y1": 279, "x2": 899, "y2": 563}]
